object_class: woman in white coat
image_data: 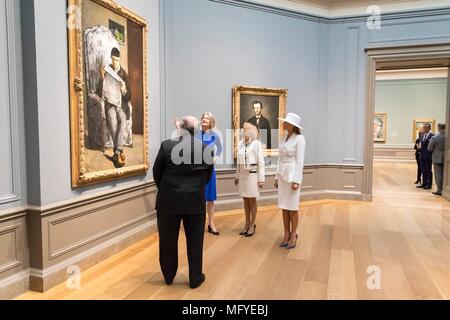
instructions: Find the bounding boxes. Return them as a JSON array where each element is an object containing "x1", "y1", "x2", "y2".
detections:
[
  {"x1": 235, "y1": 123, "x2": 265, "y2": 237},
  {"x1": 275, "y1": 113, "x2": 305, "y2": 249}
]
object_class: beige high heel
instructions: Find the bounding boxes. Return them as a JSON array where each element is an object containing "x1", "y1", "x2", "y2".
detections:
[{"x1": 286, "y1": 234, "x2": 298, "y2": 249}]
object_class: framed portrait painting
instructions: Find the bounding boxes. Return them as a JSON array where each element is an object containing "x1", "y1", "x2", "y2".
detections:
[
  {"x1": 232, "y1": 85, "x2": 287, "y2": 157},
  {"x1": 67, "y1": 0, "x2": 149, "y2": 187},
  {"x1": 373, "y1": 112, "x2": 387, "y2": 143},
  {"x1": 413, "y1": 119, "x2": 436, "y2": 142}
]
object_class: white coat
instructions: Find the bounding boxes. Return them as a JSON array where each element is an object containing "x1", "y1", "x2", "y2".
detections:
[
  {"x1": 236, "y1": 139, "x2": 265, "y2": 183},
  {"x1": 276, "y1": 134, "x2": 306, "y2": 184}
]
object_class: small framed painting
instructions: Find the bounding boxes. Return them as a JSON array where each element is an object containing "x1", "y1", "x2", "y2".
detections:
[
  {"x1": 413, "y1": 119, "x2": 436, "y2": 142},
  {"x1": 109, "y1": 19, "x2": 126, "y2": 45},
  {"x1": 373, "y1": 112, "x2": 387, "y2": 143}
]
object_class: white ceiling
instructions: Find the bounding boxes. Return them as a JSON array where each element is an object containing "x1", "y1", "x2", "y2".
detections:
[{"x1": 245, "y1": 0, "x2": 450, "y2": 18}]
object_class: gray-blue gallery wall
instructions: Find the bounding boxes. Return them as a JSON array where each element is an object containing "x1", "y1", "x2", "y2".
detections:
[
  {"x1": 0, "y1": 0, "x2": 27, "y2": 211},
  {"x1": 162, "y1": 0, "x2": 450, "y2": 166},
  {"x1": 375, "y1": 78, "x2": 448, "y2": 146},
  {"x1": 324, "y1": 10, "x2": 450, "y2": 164},
  {"x1": 161, "y1": 0, "x2": 323, "y2": 166}
]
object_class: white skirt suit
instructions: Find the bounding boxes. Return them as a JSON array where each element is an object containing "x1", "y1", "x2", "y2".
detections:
[
  {"x1": 276, "y1": 134, "x2": 306, "y2": 211},
  {"x1": 236, "y1": 139, "x2": 265, "y2": 198}
]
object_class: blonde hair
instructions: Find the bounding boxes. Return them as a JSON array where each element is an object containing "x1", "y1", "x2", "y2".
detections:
[
  {"x1": 201, "y1": 112, "x2": 216, "y2": 130},
  {"x1": 243, "y1": 122, "x2": 259, "y2": 141}
]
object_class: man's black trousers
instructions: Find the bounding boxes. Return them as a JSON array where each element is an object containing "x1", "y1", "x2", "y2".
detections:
[
  {"x1": 156, "y1": 212, "x2": 206, "y2": 286},
  {"x1": 420, "y1": 158, "x2": 433, "y2": 188}
]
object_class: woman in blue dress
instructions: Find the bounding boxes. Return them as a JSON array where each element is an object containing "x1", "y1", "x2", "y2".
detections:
[{"x1": 198, "y1": 113, "x2": 223, "y2": 235}]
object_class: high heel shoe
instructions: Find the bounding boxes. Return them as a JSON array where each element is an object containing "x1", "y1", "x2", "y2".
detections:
[
  {"x1": 286, "y1": 234, "x2": 298, "y2": 249},
  {"x1": 207, "y1": 225, "x2": 220, "y2": 236},
  {"x1": 280, "y1": 232, "x2": 291, "y2": 247},
  {"x1": 245, "y1": 225, "x2": 256, "y2": 237},
  {"x1": 239, "y1": 227, "x2": 249, "y2": 236}
]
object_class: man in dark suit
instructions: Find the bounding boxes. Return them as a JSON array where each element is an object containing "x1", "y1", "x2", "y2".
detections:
[
  {"x1": 413, "y1": 130, "x2": 424, "y2": 184},
  {"x1": 248, "y1": 101, "x2": 271, "y2": 149},
  {"x1": 417, "y1": 123, "x2": 435, "y2": 190},
  {"x1": 153, "y1": 116, "x2": 214, "y2": 289}
]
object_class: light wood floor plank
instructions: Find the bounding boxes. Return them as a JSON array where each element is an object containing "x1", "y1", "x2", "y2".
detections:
[{"x1": 327, "y1": 249, "x2": 357, "y2": 300}]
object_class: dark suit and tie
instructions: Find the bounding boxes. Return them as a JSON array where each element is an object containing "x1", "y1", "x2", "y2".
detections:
[
  {"x1": 153, "y1": 133, "x2": 213, "y2": 288},
  {"x1": 248, "y1": 115, "x2": 272, "y2": 149},
  {"x1": 418, "y1": 132, "x2": 435, "y2": 189}
]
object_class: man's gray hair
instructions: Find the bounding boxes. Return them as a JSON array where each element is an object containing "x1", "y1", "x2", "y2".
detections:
[{"x1": 178, "y1": 116, "x2": 198, "y2": 135}]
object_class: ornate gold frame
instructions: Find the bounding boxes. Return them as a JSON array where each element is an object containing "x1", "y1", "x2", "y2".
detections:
[
  {"x1": 232, "y1": 85, "x2": 287, "y2": 158},
  {"x1": 68, "y1": 0, "x2": 149, "y2": 188},
  {"x1": 373, "y1": 112, "x2": 387, "y2": 143},
  {"x1": 413, "y1": 118, "x2": 436, "y2": 142}
]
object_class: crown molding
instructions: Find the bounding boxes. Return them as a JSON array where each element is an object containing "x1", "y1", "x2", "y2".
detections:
[
  {"x1": 209, "y1": 0, "x2": 450, "y2": 23},
  {"x1": 252, "y1": 0, "x2": 450, "y2": 18}
]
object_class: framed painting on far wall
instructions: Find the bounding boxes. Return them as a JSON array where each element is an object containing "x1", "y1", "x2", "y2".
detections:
[
  {"x1": 232, "y1": 85, "x2": 287, "y2": 157},
  {"x1": 413, "y1": 119, "x2": 436, "y2": 142},
  {"x1": 373, "y1": 112, "x2": 387, "y2": 142},
  {"x1": 67, "y1": 0, "x2": 149, "y2": 187}
]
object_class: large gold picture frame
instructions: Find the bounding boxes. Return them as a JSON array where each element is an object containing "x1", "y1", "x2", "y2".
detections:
[
  {"x1": 232, "y1": 85, "x2": 287, "y2": 158},
  {"x1": 68, "y1": 0, "x2": 149, "y2": 188}
]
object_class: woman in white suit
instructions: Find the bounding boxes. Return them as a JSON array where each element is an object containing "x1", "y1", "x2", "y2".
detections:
[
  {"x1": 275, "y1": 113, "x2": 305, "y2": 249},
  {"x1": 235, "y1": 123, "x2": 265, "y2": 237}
]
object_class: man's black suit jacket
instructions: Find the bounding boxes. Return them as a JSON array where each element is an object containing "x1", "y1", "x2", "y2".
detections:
[
  {"x1": 248, "y1": 115, "x2": 271, "y2": 149},
  {"x1": 419, "y1": 133, "x2": 435, "y2": 161},
  {"x1": 153, "y1": 134, "x2": 214, "y2": 215},
  {"x1": 414, "y1": 138, "x2": 421, "y2": 159}
]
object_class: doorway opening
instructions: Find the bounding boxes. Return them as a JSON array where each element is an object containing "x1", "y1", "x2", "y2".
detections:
[
  {"x1": 364, "y1": 44, "x2": 450, "y2": 202},
  {"x1": 372, "y1": 67, "x2": 448, "y2": 198}
]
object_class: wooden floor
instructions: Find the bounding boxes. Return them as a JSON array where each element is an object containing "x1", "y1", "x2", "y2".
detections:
[{"x1": 17, "y1": 161, "x2": 450, "y2": 300}]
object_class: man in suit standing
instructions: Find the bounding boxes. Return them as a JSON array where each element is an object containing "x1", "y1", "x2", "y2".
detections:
[
  {"x1": 248, "y1": 101, "x2": 271, "y2": 149},
  {"x1": 417, "y1": 123, "x2": 435, "y2": 190},
  {"x1": 414, "y1": 130, "x2": 424, "y2": 184},
  {"x1": 428, "y1": 123, "x2": 446, "y2": 196},
  {"x1": 153, "y1": 116, "x2": 214, "y2": 289}
]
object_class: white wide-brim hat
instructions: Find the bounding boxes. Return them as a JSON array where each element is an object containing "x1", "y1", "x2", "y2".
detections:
[{"x1": 278, "y1": 113, "x2": 303, "y2": 130}]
